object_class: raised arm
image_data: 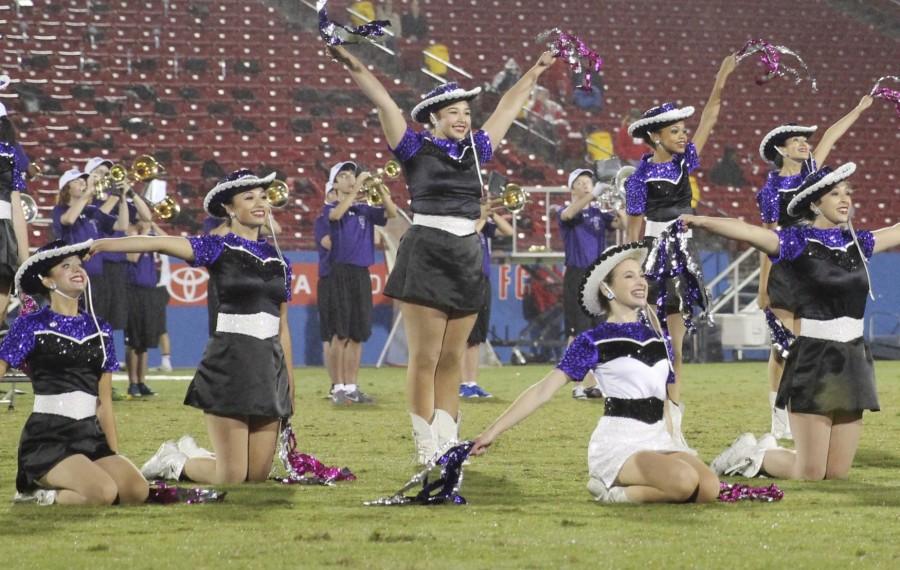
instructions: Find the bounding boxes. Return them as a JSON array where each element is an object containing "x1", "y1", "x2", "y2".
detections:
[
  {"x1": 481, "y1": 52, "x2": 557, "y2": 151},
  {"x1": 59, "y1": 194, "x2": 92, "y2": 226},
  {"x1": 812, "y1": 95, "x2": 874, "y2": 165},
  {"x1": 680, "y1": 214, "x2": 780, "y2": 256},
  {"x1": 873, "y1": 223, "x2": 900, "y2": 254},
  {"x1": 491, "y1": 211, "x2": 515, "y2": 236},
  {"x1": 90, "y1": 235, "x2": 195, "y2": 262},
  {"x1": 113, "y1": 190, "x2": 130, "y2": 232},
  {"x1": 692, "y1": 54, "x2": 737, "y2": 156},
  {"x1": 470, "y1": 368, "x2": 570, "y2": 455},
  {"x1": 327, "y1": 45, "x2": 407, "y2": 148},
  {"x1": 560, "y1": 190, "x2": 596, "y2": 221}
]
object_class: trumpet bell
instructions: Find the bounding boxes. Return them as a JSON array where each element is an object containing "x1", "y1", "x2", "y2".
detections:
[
  {"x1": 132, "y1": 155, "x2": 164, "y2": 182},
  {"x1": 108, "y1": 164, "x2": 129, "y2": 183},
  {"x1": 20, "y1": 194, "x2": 38, "y2": 222},
  {"x1": 153, "y1": 196, "x2": 180, "y2": 220},
  {"x1": 266, "y1": 180, "x2": 289, "y2": 208},
  {"x1": 383, "y1": 159, "x2": 401, "y2": 179},
  {"x1": 500, "y1": 184, "x2": 526, "y2": 212}
]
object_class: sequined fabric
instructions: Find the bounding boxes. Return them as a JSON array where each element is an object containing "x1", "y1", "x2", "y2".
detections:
[
  {"x1": 625, "y1": 142, "x2": 699, "y2": 215},
  {"x1": 0, "y1": 141, "x2": 25, "y2": 194},
  {"x1": 0, "y1": 307, "x2": 117, "y2": 372},
  {"x1": 556, "y1": 321, "x2": 662, "y2": 381},
  {"x1": 188, "y1": 233, "x2": 292, "y2": 301},
  {"x1": 774, "y1": 226, "x2": 874, "y2": 263},
  {"x1": 389, "y1": 127, "x2": 492, "y2": 164},
  {"x1": 756, "y1": 168, "x2": 811, "y2": 225}
]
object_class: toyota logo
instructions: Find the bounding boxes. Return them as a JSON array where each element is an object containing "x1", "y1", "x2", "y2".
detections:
[{"x1": 168, "y1": 266, "x2": 210, "y2": 304}]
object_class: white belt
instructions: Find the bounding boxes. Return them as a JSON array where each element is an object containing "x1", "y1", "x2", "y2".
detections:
[
  {"x1": 645, "y1": 219, "x2": 692, "y2": 239},
  {"x1": 413, "y1": 213, "x2": 476, "y2": 237},
  {"x1": 33, "y1": 391, "x2": 97, "y2": 420},
  {"x1": 800, "y1": 317, "x2": 864, "y2": 343},
  {"x1": 216, "y1": 311, "x2": 281, "y2": 340},
  {"x1": 0, "y1": 200, "x2": 11, "y2": 220}
]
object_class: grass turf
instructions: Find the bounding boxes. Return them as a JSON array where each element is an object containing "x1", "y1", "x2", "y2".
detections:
[{"x1": 2, "y1": 362, "x2": 900, "y2": 569}]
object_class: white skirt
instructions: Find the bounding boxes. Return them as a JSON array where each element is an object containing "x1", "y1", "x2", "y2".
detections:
[{"x1": 587, "y1": 415, "x2": 691, "y2": 487}]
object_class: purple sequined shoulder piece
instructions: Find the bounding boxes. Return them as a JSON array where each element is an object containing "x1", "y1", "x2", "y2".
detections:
[
  {"x1": 624, "y1": 143, "x2": 695, "y2": 216},
  {"x1": 0, "y1": 141, "x2": 25, "y2": 192},
  {"x1": 556, "y1": 333, "x2": 597, "y2": 382},
  {"x1": 188, "y1": 234, "x2": 225, "y2": 267},
  {"x1": 776, "y1": 226, "x2": 871, "y2": 263},
  {"x1": 389, "y1": 128, "x2": 492, "y2": 163},
  {"x1": 0, "y1": 307, "x2": 117, "y2": 370},
  {"x1": 588, "y1": 321, "x2": 658, "y2": 343}
]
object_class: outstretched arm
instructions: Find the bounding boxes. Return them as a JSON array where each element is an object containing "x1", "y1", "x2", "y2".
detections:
[
  {"x1": 680, "y1": 214, "x2": 780, "y2": 256},
  {"x1": 90, "y1": 235, "x2": 195, "y2": 262},
  {"x1": 470, "y1": 369, "x2": 570, "y2": 455},
  {"x1": 692, "y1": 54, "x2": 737, "y2": 156},
  {"x1": 328, "y1": 45, "x2": 407, "y2": 148},
  {"x1": 873, "y1": 223, "x2": 900, "y2": 254},
  {"x1": 481, "y1": 52, "x2": 557, "y2": 151},
  {"x1": 812, "y1": 95, "x2": 874, "y2": 165}
]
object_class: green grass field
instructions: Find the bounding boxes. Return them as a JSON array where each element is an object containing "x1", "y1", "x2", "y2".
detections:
[{"x1": 2, "y1": 362, "x2": 900, "y2": 569}]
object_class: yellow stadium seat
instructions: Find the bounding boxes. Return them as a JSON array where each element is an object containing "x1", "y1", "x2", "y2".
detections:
[
  {"x1": 586, "y1": 130, "x2": 613, "y2": 160},
  {"x1": 350, "y1": 2, "x2": 375, "y2": 26},
  {"x1": 424, "y1": 44, "x2": 450, "y2": 76}
]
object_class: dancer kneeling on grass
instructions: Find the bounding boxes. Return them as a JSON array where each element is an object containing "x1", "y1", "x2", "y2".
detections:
[
  {"x1": 90, "y1": 169, "x2": 295, "y2": 484},
  {"x1": 1, "y1": 240, "x2": 148, "y2": 505},
  {"x1": 471, "y1": 243, "x2": 719, "y2": 504},
  {"x1": 682, "y1": 162, "x2": 900, "y2": 480}
]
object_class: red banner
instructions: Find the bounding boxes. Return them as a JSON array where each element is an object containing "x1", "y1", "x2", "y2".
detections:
[{"x1": 166, "y1": 262, "x2": 390, "y2": 306}]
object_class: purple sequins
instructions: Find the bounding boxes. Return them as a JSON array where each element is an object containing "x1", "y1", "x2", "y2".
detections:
[
  {"x1": 556, "y1": 333, "x2": 597, "y2": 381},
  {"x1": 718, "y1": 482, "x2": 784, "y2": 502},
  {"x1": 774, "y1": 226, "x2": 874, "y2": 263},
  {"x1": 389, "y1": 128, "x2": 492, "y2": 164},
  {"x1": 0, "y1": 307, "x2": 117, "y2": 371},
  {"x1": 0, "y1": 141, "x2": 25, "y2": 192},
  {"x1": 625, "y1": 143, "x2": 698, "y2": 215},
  {"x1": 188, "y1": 233, "x2": 292, "y2": 301}
]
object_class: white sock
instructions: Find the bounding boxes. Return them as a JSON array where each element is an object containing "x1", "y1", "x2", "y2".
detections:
[
  {"x1": 334, "y1": 383, "x2": 345, "y2": 393},
  {"x1": 769, "y1": 391, "x2": 778, "y2": 409},
  {"x1": 344, "y1": 383, "x2": 357, "y2": 393},
  {"x1": 161, "y1": 354, "x2": 172, "y2": 367},
  {"x1": 464, "y1": 381, "x2": 476, "y2": 387}
]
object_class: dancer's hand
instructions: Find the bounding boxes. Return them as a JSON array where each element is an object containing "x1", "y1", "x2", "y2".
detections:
[
  {"x1": 88, "y1": 238, "x2": 111, "y2": 258},
  {"x1": 719, "y1": 53, "x2": 737, "y2": 77},
  {"x1": 857, "y1": 94, "x2": 874, "y2": 111},
  {"x1": 470, "y1": 433, "x2": 495, "y2": 456},
  {"x1": 678, "y1": 213, "x2": 703, "y2": 229},
  {"x1": 327, "y1": 45, "x2": 361, "y2": 71},
  {"x1": 534, "y1": 51, "x2": 557, "y2": 72},
  {"x1": 757, "y1": 291, "x2": 770, "y2": 310}
]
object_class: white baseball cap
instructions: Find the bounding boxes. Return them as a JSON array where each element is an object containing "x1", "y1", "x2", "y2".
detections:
[
  {"x1": 84, "y1": 156, "x2": 113, "y2": 175},
  {"x1": 58, "y1": 168, "x2": 88, "y2": 191},
  {"x1": 325, "y1": 161, "x2": 358, "y2": 193},
  {"x1": 567, "y1": 168, "x2": 594, "y2": 189}
]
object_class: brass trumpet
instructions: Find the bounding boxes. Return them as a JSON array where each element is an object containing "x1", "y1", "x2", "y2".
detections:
[
  {"x1": 265, "y1": 179, "x2": 289, "y2": 208},
  {"x1": 96, "y1": 155, "x2": 167, "y2": 197},
  {"x1": 489, "y1": 183, "x2": 527, "y2": 213},
  {"x1": 152, "y1": 196, "x2": 181, "y2": 220},
  {"x1": 359, "y1": 160, "x2": 400, "y2": 207}
]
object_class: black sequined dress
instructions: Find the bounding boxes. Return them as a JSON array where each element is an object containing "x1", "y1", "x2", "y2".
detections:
[
  {"x1": 0, "y1": 308, "x2": 118, "y2": 492},
  {"x1": 774, "y1": 226, "x2": 879, "y2": 415},
  {"x1": 185, "y1": 234, "x2": 292, "y2": 418}
]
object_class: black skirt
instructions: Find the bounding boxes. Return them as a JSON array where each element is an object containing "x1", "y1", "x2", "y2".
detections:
[
  {"x1": 767, "y1": 262, "x2": 796, "y2": 312},
  {"x1": 125, "y1": 285, "x2": 163, "y2": 352},
  {"x1": 0, "y1": 218, "x2": 19, "y2": 289},
  {"x1": 776, "y1": 336, "x2": 879, "y2": 415},
  {"x1": 328, "y1": 263, "x2": 373, "y2": 342},
  {"x1": 385, "y1": 225, "x2": 485, "y2": 318},
  {"x1": 563, "y1": 266, "x2": 598, "y2": 337},
  {"x1": 92, "y1": 261, "x2": 129, "y2": 330},
  {"x1": 185, "y1": 332, "x2": 291, "y2": 418},
  {"x1": 17, "y1": 413, "x2": 115, "y2": 493},
  {"x1": 316, "y1": 275, "x2": 332, "y2": 342},
  {"x1": 467, "y1": 279, "x2": 492, "y2": 346}
]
